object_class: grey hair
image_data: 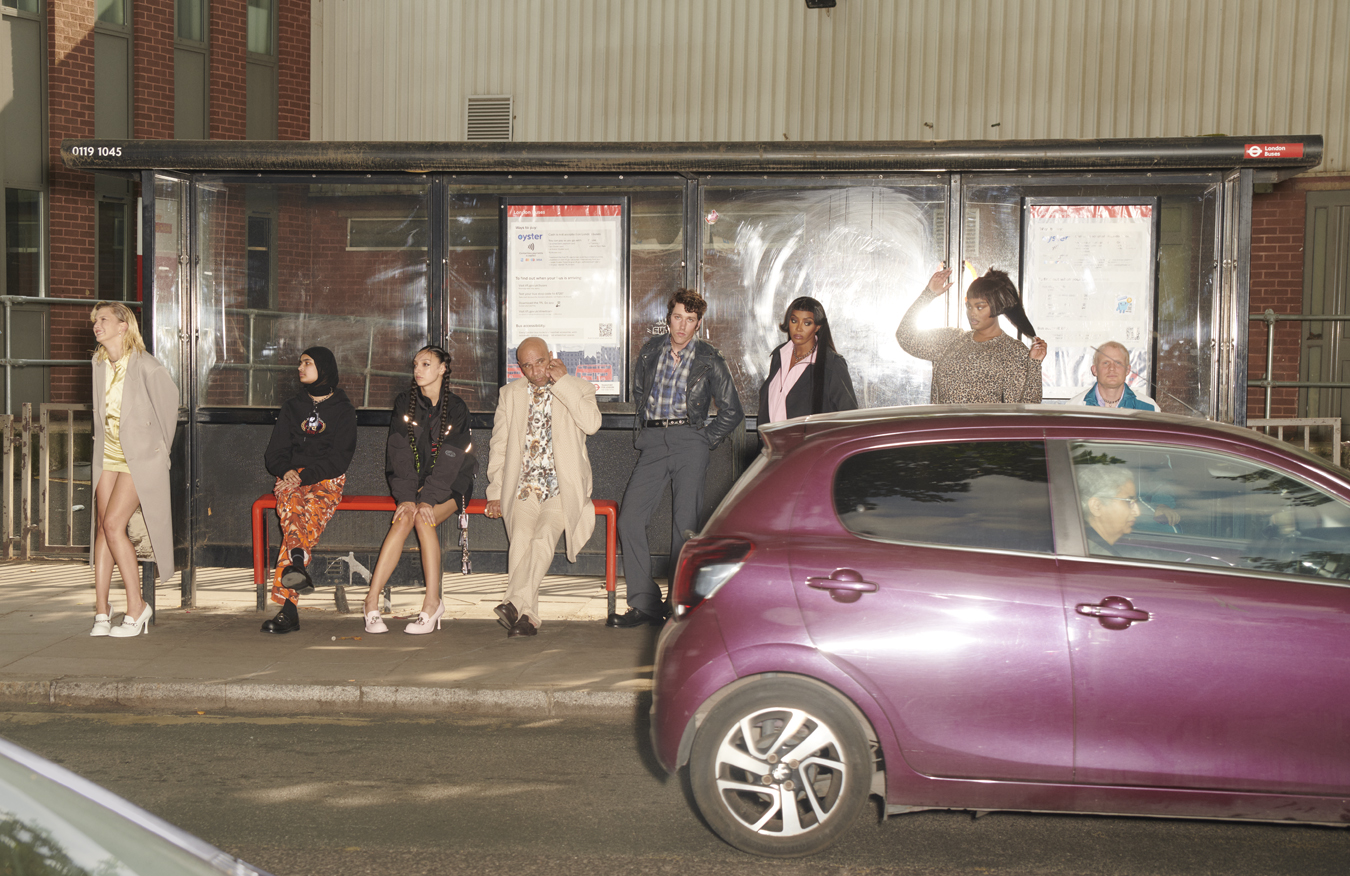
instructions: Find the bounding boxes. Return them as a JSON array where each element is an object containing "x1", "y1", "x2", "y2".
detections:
[{"x1": 1075, "y1": 464, "x2": 1135, "y2": 515}]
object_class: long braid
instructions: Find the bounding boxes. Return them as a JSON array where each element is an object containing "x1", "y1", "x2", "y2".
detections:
[{"x1": 404, "y1": 376, "x2": 421, "y2": 471}]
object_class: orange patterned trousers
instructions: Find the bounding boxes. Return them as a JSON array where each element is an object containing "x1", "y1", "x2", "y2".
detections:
[{"x1": 270, "y1": 474, "x2": 346, "y2": 607}]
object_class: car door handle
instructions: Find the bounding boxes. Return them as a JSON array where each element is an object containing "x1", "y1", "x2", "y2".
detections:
[
  {"x1": 1076, "y1": 596, "x2": 1150, "y2": 630},
  {"x1": 807, "y1": 569, "x2": 878, "y2": 600}
]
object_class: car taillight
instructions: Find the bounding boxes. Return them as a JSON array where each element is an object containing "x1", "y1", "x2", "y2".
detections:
[{"x1": 670, "y1": 537, "x2": 754, "y2": 620}]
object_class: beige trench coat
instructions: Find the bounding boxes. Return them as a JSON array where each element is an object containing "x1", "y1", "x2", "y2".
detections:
[
  {"x1": 486, "y1": 374, "x2": 602, "y2": 561},
  {"x1": 89, "y1": 350, "x2": 179, "y2": 581}
]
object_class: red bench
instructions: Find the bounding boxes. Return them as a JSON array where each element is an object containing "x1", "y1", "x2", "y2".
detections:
[{"x1": 251, "y1": 494, "x2": 619, "y2": 613}]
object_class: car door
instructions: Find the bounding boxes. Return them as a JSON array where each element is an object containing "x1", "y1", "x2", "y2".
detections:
[
  {"x1": 1062, "y1": 440, "x2": 1350, "y2": 794},
  {"x1": 789, "y1": 438, "x2": 1075, "y2": 784}
]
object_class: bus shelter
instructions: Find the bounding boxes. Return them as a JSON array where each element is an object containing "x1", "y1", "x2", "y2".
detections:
[{"x1": 61, "y1": 135, "x2": 1323, "y2": 600}]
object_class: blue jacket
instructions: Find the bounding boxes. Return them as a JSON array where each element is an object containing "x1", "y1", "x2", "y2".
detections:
[{"x1": 1078, "y1": 383, "x2": 1158, "y2": 411}]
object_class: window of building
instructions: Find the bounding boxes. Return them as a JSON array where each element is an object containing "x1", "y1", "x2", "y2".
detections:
[
  {"x1": 247, "y1": 215, "x2": 273, "y2": 310},
  {"x1": 96, "y1": 199, "x2": 134, "y2": 300},
  {"x1": 1, "y1": 0, "x2": 41, "y2": 13},
  {"x1": 176, "y1": 0, "x2": 205, "y2": 42},
  {"x1": 175, "y1": 0, "x2": 209, "y2": 139},
  {"x1": 95, "y1": 0, "x2": 124, "y2": 25},
  {"x1": 247, "y1": 0, "x2": 274, "y2": 56},
  {"x1": 4, "y1": 189, "x2": 42, "y2": 296},
  {"x1": 834, "y1": 441, "x2": 1054, "y2": 553},
  {"x1": 346, "y1": 217, "x2": 429, "y2": 251}
]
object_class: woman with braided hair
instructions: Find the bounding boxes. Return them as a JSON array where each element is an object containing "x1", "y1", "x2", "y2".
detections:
[
  {"x1": 896, "y1": 265, "x2": 1048, "y2": 404},
  {"x1": 361, "y1": 345, "x2": 476, "y2": 634}
]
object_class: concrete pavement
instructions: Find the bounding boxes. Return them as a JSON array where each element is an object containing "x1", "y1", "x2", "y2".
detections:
[{"x1": 0, "y1": 561, "x2": 658, "y2": 719}]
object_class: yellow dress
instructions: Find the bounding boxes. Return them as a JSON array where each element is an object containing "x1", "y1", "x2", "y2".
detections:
[{"x1": 102, "y1": 355, "x2": 130, "y2": 474}]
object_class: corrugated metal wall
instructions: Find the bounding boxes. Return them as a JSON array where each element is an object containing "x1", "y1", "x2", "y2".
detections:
[{"x1": 312, "y1": 0, "x2": 1350, "y2": 175}]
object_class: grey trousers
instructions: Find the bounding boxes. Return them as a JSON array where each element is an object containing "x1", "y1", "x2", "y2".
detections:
[{"x1": 617, "y1": 424, "x2": 710, "y2": 615}]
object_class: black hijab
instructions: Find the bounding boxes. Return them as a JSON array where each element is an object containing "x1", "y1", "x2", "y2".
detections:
[{"x1": 302, "y1": 346, "x2": 339, "y2": 398}]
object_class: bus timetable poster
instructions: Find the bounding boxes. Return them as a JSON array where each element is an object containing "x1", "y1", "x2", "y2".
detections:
[
  {"x1": 1022, "y1": 202, "x2": 1157, "y2": 401},
  {"x1": 504, "y1": 203, "x2": 625, "y2": 398}
]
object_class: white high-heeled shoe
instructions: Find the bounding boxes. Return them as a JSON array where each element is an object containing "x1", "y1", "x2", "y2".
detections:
[
  {"x1": 404, "y1": 601, "x2": 444, "y2": 635},
  {"x1": 363, "y1": 610, "x2": 389, "y2": 634},
  {"x1": 109, "y1": 604, "x2": 152, "y2": 638},
  {"x1": 90, "y1": 613, "x2": 112, "y2": 637}
]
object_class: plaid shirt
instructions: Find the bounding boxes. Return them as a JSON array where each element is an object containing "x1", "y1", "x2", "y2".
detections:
[{"x1": 644, "y1": 340, "x2": 694, "y2": 419}]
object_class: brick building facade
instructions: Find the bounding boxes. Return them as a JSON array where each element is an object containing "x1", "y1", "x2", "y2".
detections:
[{"x1": 28, "y1": 0, "x2": 310, "y2": 405}]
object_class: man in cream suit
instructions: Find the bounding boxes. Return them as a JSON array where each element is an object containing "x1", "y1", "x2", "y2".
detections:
[{"x1": 484, "y1": 337, "x2": 602, "y2": 637}]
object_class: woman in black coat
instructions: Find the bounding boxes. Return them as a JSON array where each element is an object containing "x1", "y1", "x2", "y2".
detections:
[
  {"x1": 758, "y1": 296, "x2": 858, "y2": 425},
  {"x1": 260, "y1": 346, "x2": 357, "y2": 634},
  {"x1": 361, "y1": 345, "x2": 476, "y2": 635}
]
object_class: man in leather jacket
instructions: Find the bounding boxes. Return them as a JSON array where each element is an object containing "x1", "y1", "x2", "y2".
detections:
[{"x1": 610, "y1": 288, "x2": 744, "y2": 627}]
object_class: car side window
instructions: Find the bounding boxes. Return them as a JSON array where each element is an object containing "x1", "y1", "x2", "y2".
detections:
[
  {"x1": 1070, "y1": 441, "x2": 1350, "y2": 580},
  {"x1": 833, "y1": 440, "x2": 1053, "y2": 553}
]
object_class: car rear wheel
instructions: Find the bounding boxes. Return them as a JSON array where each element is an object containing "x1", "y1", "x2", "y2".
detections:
[{"x1": 688, "y1": 679, "x2": 872, "y2": 857}]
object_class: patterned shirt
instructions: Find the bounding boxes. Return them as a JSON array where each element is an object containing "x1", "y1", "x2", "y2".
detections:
[
  {"x1": 645, "y1": 340, "x2": 694, "y2": 419},
  {"x1": 517, "y1": 383, "x2": 559, "y2": 501}
]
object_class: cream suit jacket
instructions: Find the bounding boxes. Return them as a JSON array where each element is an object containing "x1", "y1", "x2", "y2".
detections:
[{"x1": 486, "y1": 374, "x2": 602, "y2": 561}]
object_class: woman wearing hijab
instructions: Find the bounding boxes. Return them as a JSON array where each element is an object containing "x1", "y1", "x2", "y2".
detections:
[
  {"x1": 896, "y1": 265, "x2": 1048, "y2": 404},
  {"x1": 89, "y1": 301, "x2": 178, "y2": 638},
  {"x1": 758, "y1": 296, "x2": 857, "y2": 424},
  {"x1": 260, "y1": 346, "x2": 357, "y2": 634}
]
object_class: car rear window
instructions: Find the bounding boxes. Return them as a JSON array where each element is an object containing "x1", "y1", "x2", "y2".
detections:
[{"x1": 833, "y1": 440, "x2": 1053, "y2": 553}]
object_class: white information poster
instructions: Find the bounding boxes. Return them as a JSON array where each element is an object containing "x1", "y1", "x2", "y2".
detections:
[
  {"x1": 504, "y1": 204, "x2": 624, "y2": 397},
  {"x1": 1022, "y1": 203, "x2": 1156, "y2": 401}
]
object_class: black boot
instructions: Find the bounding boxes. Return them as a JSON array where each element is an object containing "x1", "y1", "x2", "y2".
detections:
[
  {"x1": 260, "y1": 600, "x2": 299, "y2": 634},
  {"x1": 280, "y1": 548, "x2": 314, "y2": 595}
]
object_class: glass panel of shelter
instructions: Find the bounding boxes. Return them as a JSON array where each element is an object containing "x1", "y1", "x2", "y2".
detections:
[
  {"x1": 183, "y1": 172, "x2": 1224, "y2": 420},
  {"x1": 699, "y1": 182, "x2": 949, "y2": 412},
  {"x1": 194, "y1": 179, "x2": 432, "y2": 410},
  {"x1": 963, "y1": 177, "x2": 1220, "y2": 418}
]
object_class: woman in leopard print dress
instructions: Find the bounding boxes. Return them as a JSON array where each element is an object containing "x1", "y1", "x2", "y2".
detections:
[{"x1": 896, "y1": 266, "x2": 1048, "y2": 404}]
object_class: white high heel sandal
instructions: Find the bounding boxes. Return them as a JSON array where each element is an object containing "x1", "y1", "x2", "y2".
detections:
[
  {"x1": 109, "y1": 604, "x2": 152, "y2": 638},
  {"x1": 404, "y1": 601, "x2": 444, "y2": 635},
  {"x1": 363, "y1": 610, "x2": 389, "y2": 634}
]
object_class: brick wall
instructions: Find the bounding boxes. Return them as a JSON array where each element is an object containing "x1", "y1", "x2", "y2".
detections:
[
  {"x1": 278, "y1": 0, "x2": 311, "y2": 140},
  {"x1": 1245, "y1": 177, "x2": 1350, "y2": 420},
  {"x1": 133, "y1": 0, "x2": 174, "y2": 139},
  {"x1": 47, "y1": 1, "x2": 97, "y2": 403},
  {"x1": 210, "y1": 0, "x2": 248, "y2": 140}
]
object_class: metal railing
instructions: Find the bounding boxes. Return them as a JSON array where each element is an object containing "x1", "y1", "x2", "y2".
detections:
[
  {"x1": 1247, "y1": 418, "x2": 1342, "y2": 468},
  {"x1": 1, "y1": 403, "x2": 93, "y2": 559},
  {"x1": 1248, "y1": 310, "x2": 1350, "y2": 420},
  {"x1": 217, "y1": 307, "x2": 493, "y2": 407},
  {"x1": 1, "y1": 294, "x2": 141, "y2": 417}
]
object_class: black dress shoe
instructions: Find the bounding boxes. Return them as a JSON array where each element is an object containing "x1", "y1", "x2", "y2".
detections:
[
  {"x1": 281, "y1": 548, "x2": 314, "y2": 595},
  {"x1": 507, "y1": 616, "x2": 537, "y2": 638},
  {"x1": 605, "y1": 607, "x2": 664, "y2": 628},
  {"x1": 493, "y1": 602, "x2": 519, "y2": 631},
  {"x1": 260, "y1": 609, "x2": 299, "y2": 634}
]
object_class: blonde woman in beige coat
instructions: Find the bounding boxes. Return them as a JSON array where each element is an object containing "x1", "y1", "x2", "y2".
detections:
[{"x1": 89, "y1": 302, "x2": 178, "y2": 638}]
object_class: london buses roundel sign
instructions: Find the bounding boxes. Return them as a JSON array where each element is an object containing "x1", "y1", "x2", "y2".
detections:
[{"x1": 1245, "y1": 143, "x2": 1305, "y2": 159}]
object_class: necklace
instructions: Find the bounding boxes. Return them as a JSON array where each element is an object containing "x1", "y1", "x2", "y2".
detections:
[
  {"x1": 301, "y1": 391, "x2": 332, "y2": 435},
  {"x1": 791, "y1": 342, "x2": 816, "y2": 367}
]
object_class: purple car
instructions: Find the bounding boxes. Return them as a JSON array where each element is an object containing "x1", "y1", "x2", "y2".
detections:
[{"x1": 651, "y1": 405, "x2": 1350, "y2": 857}]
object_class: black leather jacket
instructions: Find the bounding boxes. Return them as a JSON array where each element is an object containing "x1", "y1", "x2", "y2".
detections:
[{"x1": 632, "y1": 334, "x2": 744, "y2": 449}]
